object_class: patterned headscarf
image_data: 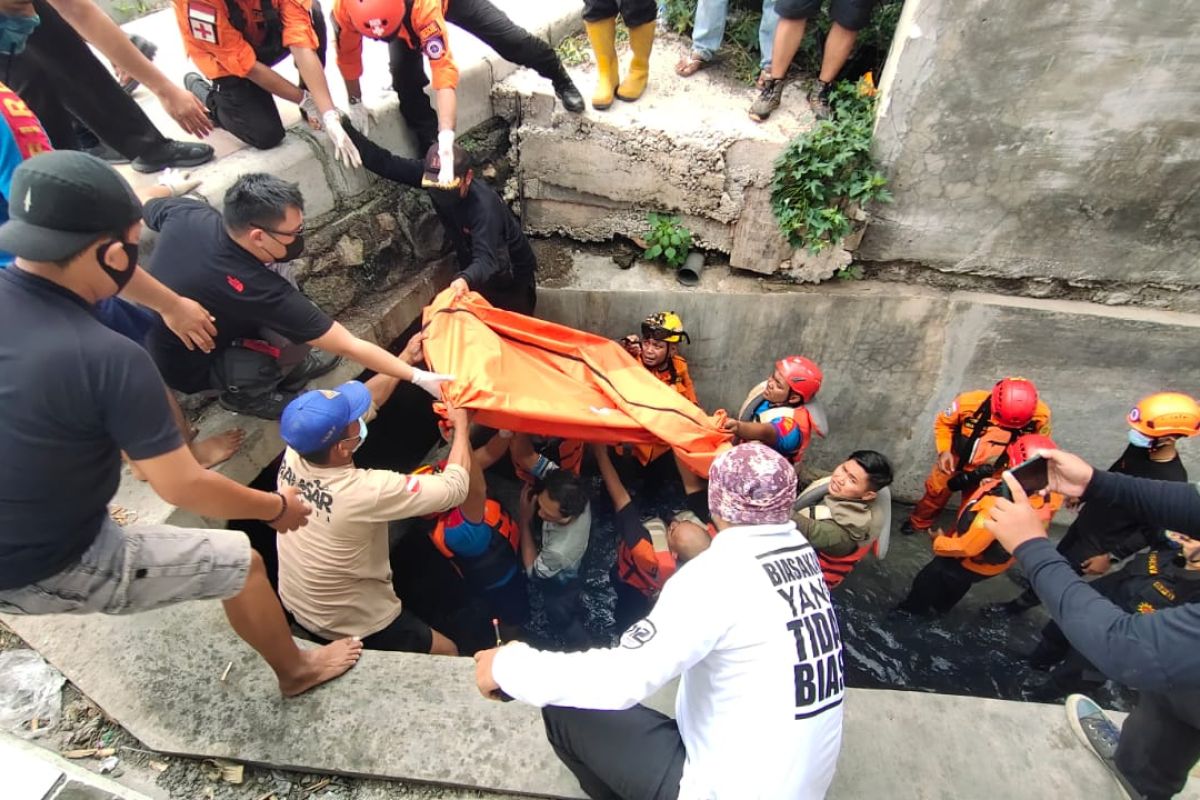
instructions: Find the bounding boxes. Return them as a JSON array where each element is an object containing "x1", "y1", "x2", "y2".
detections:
[{"x1": 708, "y1": 443, "x2": 797, "y2": 525}]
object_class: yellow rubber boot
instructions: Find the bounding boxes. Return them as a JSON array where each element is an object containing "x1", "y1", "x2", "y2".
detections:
[
  {"x1": 616, "y1": 20, "x2": 655, "y2": 102},
  {"x1": 585, "y1": 18, "x2": 619, "y2": 110}
]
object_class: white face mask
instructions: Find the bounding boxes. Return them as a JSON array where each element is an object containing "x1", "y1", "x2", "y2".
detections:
[
  {"x1": 351, "y1": 417, "x2": 368, "y2": 452},
  {"x1": 1128, "y1": 429, "x2": 1156, "y2": 449}
]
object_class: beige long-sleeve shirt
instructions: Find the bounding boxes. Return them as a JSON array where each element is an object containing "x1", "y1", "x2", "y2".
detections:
[{"x1": 276, "y1": 451, "x2": 468, "y2": 639}]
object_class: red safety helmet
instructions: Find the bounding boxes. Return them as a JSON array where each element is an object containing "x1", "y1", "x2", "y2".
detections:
[
  {"x1": 1006, "y1": 433, "x2": 1056, "y2": 467},
  {"x1": 775, "y1": 356, "x2": 823, "y2": 403},
  {"x1": 991, "y1": 377, "x2": 1039, "y2": 429},
  {"x1": 343, "y1": 0, "x2": 402, "y2": 39}
]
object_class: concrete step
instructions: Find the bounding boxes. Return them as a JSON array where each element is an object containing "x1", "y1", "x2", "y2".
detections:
[
  {"x1": 6, "y1": 600, "x2": 1185, "y2": 798},
  {"x1": 2, "y1": 732, "x2": 154, "y2": 800}
]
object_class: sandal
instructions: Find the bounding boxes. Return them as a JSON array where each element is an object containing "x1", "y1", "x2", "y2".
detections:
[{"x1": 675, "y1": 52, "x2": 712, "y2": 78}]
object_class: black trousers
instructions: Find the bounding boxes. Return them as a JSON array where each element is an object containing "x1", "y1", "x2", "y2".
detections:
[
  {"x1": 898, "y1": 556, "x2": 990, "y2": 614},
  {"x1": 1117, "y1": 690, "x2": 1200, "y2": 800},
  {"x1": 390, "y1": 0, "x2": 564, "y2": 151},
  {"x1": 206, "y1": 2, "x2": 328, "y2": 149},
  {"x1": 542, "y1": 705, "x2": 685, "y2": 800},
  {"x1": 3, "y1": 0, "x2": 168, "y2": 158},
  {"x1": 582, "y1": 0, "x2": 658, "y2": 27}
]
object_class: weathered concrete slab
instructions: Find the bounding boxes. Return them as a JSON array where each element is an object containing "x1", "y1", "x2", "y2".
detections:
[
  {"x1": 537, "y1": 254, "x2": 1200, "y2": 502},
  {"x1": 865, "y1": 0, "x2": 1200, "y2": 301},
  {"x1": 6, "y1": 602, "x2": 1185, "y2": 799},
  {"x1": 2, "y1": 733, "x2": 155, "y2": 800},
  {"x1": 495, "y1": 33, "x2": 813, "y2": 267}
]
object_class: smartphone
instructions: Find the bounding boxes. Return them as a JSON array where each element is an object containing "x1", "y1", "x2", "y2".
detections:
[{"x1": 996, "y1": 455, "x2": 1049, "y2": 500}]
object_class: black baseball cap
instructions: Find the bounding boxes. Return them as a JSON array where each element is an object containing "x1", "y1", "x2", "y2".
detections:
[{"x1": 0, "y1": 150, "x2": 142, "y2": 262}]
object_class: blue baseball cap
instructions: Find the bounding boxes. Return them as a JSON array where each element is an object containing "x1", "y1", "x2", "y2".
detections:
[{"x1": 280, "y1": 381, "x2": 373, "y2": 456}]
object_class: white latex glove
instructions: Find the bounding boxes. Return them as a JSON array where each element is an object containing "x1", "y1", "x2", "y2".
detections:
[
  {"x1": 348, "y1": 97, "x2": 373, "y2": 135},
  {"x1": 411, "y1": 367, "x2": 455, "y2": 398},
  {"x1": 437, "y1": 129, "x2": 456, "y2": 186},
  {"x1": 322, "y1": 110, "x2": 362, "y2": 169},
  {"x1": 298, "y1": 90, "x2": 320, "y2": 123},
  {"x1": 157, "y1": 168, "x2": 200, "y2": 197}
]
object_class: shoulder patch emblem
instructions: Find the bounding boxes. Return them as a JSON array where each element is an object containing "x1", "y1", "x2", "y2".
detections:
[
  {"x1": 620, "y1": 619, "x2": 657, "y2": 649},
  {"x1": 404, "y1": 475, "x2": 422, "y2": 493},
  {"x1": 422, "y1": 34, "x2": 446, "y2": 60},
  {"x1": 187, "y1": 1, "x2": 219, "y2": 43},
  {"x1": 943, "y1": 401, "x2": 958, "y2": 416}
]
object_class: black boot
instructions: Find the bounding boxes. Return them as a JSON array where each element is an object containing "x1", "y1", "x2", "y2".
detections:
[{"x1": 551, "y1": 69, "x2": 585, "y2": 113}]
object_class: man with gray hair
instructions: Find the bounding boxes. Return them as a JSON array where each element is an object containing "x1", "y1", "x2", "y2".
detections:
[
  {"x1": 144, "y1": 172, "x2": 452, "y2": 418},
  {"x1": 473, "y1": 442, "x2": 845, "y2": 799}
]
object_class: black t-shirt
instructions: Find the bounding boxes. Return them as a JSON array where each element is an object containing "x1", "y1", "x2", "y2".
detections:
[
  {"x1": 1070, "y1": 443, "x2": 1188, "y2": 557},
  {"x1": 142, "y1": 198, "x2": 334, "y2": 393},
  {"x1": 0, "y1": 268, "x2": 183, "y2": 590}
]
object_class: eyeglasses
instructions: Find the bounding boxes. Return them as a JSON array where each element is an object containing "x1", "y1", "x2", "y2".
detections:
[{"x1": 262, "y1": 223, "x2": 305, "y2": 239}]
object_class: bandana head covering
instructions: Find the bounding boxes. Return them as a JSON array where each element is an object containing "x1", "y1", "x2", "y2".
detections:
[{"x1": 708, "y1": 443, "x2": 797, "y2": 525}]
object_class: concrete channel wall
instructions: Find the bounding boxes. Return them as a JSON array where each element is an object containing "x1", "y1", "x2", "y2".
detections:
[
  {"x1": 538, "y1": 257, "x2": 1200, "y2": 502},
  {"x1": 865, "y1": 0, "x2": 1200, "y2": 299}
]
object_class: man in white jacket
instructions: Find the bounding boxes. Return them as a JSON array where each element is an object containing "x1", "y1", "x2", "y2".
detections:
[{"x1": 474, "y1": 443, "x2": 845, "y2": 799}]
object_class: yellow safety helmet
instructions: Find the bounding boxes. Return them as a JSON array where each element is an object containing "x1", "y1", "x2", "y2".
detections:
[
  {"x1": 641, "y1": 311, "x2": 690, "y2": 344},
  {"x1": 1128, "y1": 392, "x2": 1200, "y2": 439}
]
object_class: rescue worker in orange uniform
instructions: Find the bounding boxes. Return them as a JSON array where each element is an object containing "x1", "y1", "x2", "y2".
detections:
[
  {"x1": 592, "y1": 442, "x2": 711, "y2": 629},
  {"x1": 332, "y1": 0, "x2": 583, "y2": 167},
  {"x1": 619, "y1": 311, "x2": 698, "y2": 404},
  {"x1": 426, "y1": 432, "x2": 529, "y2": 627},
  {"x1": 902, "y1": 377, "x2": 1051, "y2": 537},
  {"x1": 618, "y1": 311, "x2": 708, "y2": 521},
  {"x1": 898, "y1": 434, "x2": 1062, "y2": 614},
  {"x1": 173, "y1": 0, "x2": 359, "y2": 163},
  {"x1": 724, "y1": 355, "x2": 827, "y2": 467}
]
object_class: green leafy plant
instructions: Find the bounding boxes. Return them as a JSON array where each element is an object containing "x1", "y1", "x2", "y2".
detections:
[
  {"x1": 770, "y1": 76, "x2": 892, "y2": 253},
  {"x1": 836, "y1": 265, "x2": 865, "y2": 281},
  {"x1": 642, "y1": 213, "x2": 693, "y2": 269}
]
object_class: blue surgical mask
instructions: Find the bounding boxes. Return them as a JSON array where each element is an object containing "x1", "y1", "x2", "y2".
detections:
[
  {"x1": 0, "y1": 14, "x2": 40, "y2": 55},
  {"x1": 1128, "y1": 429, "x2": 1155, "y2": 449},
  {"x1": 352, "y1": 416, "x2": 368, "y2": 451}
]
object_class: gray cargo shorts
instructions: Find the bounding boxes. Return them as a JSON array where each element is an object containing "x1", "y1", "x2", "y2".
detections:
[{"x1": 0, "y1": 518, "x2": 252, "y2": 616}]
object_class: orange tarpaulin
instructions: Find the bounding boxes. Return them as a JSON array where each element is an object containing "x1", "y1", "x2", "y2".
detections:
[{"x1": 421, "y1": 289, "x2": 731, "y2": 476}]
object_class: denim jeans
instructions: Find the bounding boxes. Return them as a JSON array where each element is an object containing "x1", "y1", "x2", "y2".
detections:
[{"x1": 690, "y1": 0, "x2": 779, "y2": 69}]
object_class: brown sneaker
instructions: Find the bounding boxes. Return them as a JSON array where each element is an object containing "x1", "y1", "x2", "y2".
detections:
[
  {"x1": 807, "y1": 79, "x2": 832, "y2": 120},
  {"x1": 749, "y1": 78, "x2": 784, "y2": 122}
]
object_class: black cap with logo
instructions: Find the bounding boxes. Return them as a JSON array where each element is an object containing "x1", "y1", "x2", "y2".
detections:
[{"x1": 0, "y1": 150, "x2": 142, "y2": 262}]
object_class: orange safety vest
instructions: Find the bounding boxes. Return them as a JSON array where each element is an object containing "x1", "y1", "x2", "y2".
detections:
[
  {"x1": 648, "y1": 353, "x2": 698, "y2": 405},
  {"x1": 738, "y1": 382, "x2": 816, "y2": 465},
  {"x1": 430, "y1": 499, "x2": 520, "y2": 589},
  {"x1": 617, "y1": 537, "x2": 677, "y2": 598},
  {"x1": 818, "y1": 546, "x2": 871, "y2": 590},
  {"x1": 933, "y1": 477, "x2": 1061, "y2": 577}
]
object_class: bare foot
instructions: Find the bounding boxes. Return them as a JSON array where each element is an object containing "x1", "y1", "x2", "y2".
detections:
[
  {"x1": 279, "y1": 638, "x2": 364, "y2": 697},
  {"x1": 190, "y1": 428, "x2": 246, "y2": 469}
]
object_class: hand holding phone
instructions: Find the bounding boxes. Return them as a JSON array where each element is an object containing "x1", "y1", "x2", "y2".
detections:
[{"x1": 997, "y1": 455, "x2": 1049, "y2": 501}]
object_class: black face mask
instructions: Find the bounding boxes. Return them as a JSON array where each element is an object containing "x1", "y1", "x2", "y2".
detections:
[
  {"x1": 96, "y1": 240, "x2": 138, "y2": 292},
  {"x1": 264, "y1": 230, "x2": 305, "y2": 262}
]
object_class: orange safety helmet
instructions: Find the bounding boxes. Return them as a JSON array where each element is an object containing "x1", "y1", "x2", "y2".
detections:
[
  {"x1": 1007, "y1": 433, "x2": 1056, "y2": 467},
  {"x1": 776, "y1": 356, "x2": 823, "y2": 403},
  {"x1": 991, "y1": 377, "x2": 1039, "y2": 429},
  {"x1": 1128, "y1": 392, "x2": 1200, "y2": 439},
  {"x1": 342, "y1": 0, "x2": 403, "y2": 39}
]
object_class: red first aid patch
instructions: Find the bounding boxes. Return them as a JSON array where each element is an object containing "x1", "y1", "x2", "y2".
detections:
[{"x1": 188, "y1": 0, "x2": 219, "y2": 43}]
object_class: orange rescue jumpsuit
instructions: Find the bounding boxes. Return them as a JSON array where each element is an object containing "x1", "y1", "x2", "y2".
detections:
[{"x1": 909, "y1": 389, "x2": 1051, "y2": 530}]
